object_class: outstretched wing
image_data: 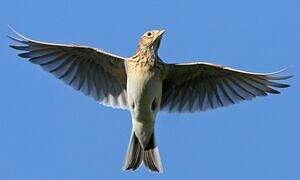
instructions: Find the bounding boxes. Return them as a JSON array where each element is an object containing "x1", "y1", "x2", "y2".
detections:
[
  {"x1": 161, "y1": 62, "x2": 292, "y2": 112},
  {"x1": 9, "y1": 29, "x2": 128, "y2": 109}
]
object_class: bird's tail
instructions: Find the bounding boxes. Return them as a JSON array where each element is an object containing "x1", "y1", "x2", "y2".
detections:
[{"x1": 123, "y1": 131, "x2": 163, "y2": 173}]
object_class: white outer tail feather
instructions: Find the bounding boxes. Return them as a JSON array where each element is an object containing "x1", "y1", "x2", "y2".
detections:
[{"x1": 123, "y1": 131, "x2": 163, "y2": 173}]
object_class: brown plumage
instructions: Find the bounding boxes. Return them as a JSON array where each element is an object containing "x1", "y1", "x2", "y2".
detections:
[{"x1": 8, "y1": 27, "x2": 292, "y2": 173}]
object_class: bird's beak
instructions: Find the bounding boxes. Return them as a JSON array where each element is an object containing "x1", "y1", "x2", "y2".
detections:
[
  {"x1": 154, "y1": 30, "x2": 165, "y2": 50},
  {"x1": 158, "y1": 30, "x2": 165, "y2": 37}
]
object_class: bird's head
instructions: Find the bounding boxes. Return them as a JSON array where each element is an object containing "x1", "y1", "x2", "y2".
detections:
[{"x1": 137, "y1": 30, "x2": 165, "y2": 54}]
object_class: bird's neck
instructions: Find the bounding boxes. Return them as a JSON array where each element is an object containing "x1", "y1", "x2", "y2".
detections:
[
  {"x1": 132, "y1": 44, "x2": 164, "y2": 65},
  {"x1": 133, "y1": 48, "x2": 158, "y2": 61},
  {"x1": 136, "y1": 43, "x2": 159, "y2": 56}
]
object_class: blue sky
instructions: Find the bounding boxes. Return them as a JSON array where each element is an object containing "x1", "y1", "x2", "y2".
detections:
[{"x1": 0, "y1": 0, "x2": 299, "y2": 179}]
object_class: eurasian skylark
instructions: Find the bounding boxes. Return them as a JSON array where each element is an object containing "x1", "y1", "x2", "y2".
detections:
[{"x1": 9, "y1": 28, "x2": 292, "y2": 173}]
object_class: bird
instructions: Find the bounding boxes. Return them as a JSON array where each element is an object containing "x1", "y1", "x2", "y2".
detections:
[{"x1": 8, "y1": 27, "x2": 292, "y2": 173}]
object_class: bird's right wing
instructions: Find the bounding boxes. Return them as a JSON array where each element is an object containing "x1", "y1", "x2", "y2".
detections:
[
  {"x1": 161, "y1": 62, "x2": 292, "y2": 112},
  {"x1": 9, "y1": 29, "x2": 129, "y2": 109}
]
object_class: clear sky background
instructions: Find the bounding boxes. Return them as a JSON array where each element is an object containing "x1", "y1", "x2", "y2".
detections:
[{"x1": 0, "y1": 0, "x2": 299, "y2": 179}]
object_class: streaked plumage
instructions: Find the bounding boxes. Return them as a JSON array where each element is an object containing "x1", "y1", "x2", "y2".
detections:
[{"x1": 8, "y1": 27, "x2": 292, "y2": 173}]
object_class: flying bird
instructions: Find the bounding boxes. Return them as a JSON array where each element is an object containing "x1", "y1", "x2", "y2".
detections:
[{"x1": 8, "y1": 28, "x2": 292, "y2": 173}]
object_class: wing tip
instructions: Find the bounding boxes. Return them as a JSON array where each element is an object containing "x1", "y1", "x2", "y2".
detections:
[
  {"x1": 17, "y1": 53, "x2": 30, "y2": 58},
  {"x1": 9, "y1": 45, "x2": 29, "y2": 51},
  {"x1": 267, "y1": 75, "x2": 293, "y2": 81},
  {"x1": 7, "y1": 25, "x2": 29, "y2": 40},
  {"x1": 266, "y1": 66, "x2": 293, "y2": 81},
  {"x1": 7, "y1": 35, "x2": 28, "y2": 44}
]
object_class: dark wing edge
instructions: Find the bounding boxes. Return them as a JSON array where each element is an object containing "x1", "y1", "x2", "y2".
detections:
[
  {"x1": 160, "y1": 62, "x2": 293, "y2": 113},
  {"x1": 8, "y1": 27, "x2": 129, "y2": 110}
]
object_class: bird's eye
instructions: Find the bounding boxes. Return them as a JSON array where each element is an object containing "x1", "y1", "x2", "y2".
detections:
[{"x1": 147, "y1": 32, "x2": 152, "y2": 37}]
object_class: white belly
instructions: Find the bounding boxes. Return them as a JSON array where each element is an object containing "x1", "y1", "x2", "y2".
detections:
[{"x1": 127, "y1": 70, "x2": 162, "y2": 147}]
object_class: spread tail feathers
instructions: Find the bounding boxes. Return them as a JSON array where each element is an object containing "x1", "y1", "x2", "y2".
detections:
[
  {"x1": 123, "y1": 131, "x2": 143, "y2": 171},
  {"x1": 123, "y1": 131, "x2": 163, "y2": 173}
]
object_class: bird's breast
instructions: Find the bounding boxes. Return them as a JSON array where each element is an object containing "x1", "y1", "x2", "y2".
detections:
[{"x1": 126, "y1": 63, "x2": 162, "y2": 123}]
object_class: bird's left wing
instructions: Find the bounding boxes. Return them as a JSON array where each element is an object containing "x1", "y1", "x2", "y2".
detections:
[
  {"x1": 161, "y1": 62, "x2": 292, "y2": 112},
  {"x1": 9, "y1": 30, "x2": 128, "y2": 109}
]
